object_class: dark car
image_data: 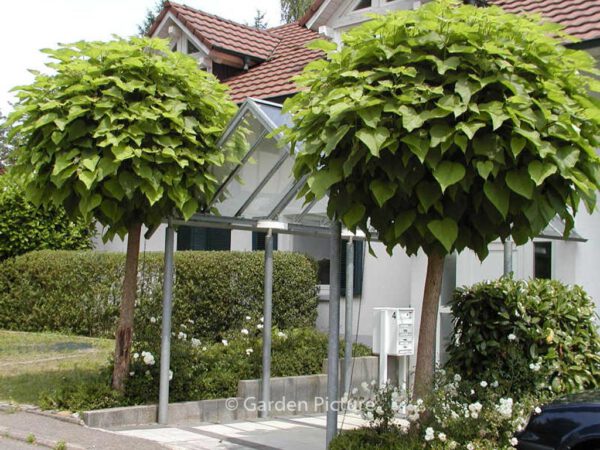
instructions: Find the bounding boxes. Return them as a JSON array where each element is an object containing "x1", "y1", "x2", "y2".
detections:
[{"x1": 516, "y1": 391, "x2": 600, "y2": 450}]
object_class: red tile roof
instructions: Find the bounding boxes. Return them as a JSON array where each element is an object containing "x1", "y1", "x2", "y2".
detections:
[
  {"x1": 148, "y1": 2, "x2": 281, "y2": 61},
  {"x1": 225, "y1": 23, "x2": 322, "y2": 103},
  {"x1": 492, "y1": 0, "x2": 600, "y2": 41}
]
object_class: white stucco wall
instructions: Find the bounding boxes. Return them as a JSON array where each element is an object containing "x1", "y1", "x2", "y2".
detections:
[{"x1": 93, "y1": 223, "x2": 170, "y2": 253}]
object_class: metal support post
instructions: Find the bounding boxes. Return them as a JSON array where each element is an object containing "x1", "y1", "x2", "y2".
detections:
[
  {"x1": 504, "y1": 237, "x2": 513, "y2": 275},
  {"x1": 260, "y1": 228, "x2": 273, "y2": 418},
  {"x1": 344, "y1": 238, "x2": 354, "y2": 396},
  {"x1": 326, "y1": 221, "x2": 342, "y2": 447},
  {"x1": 158, "y1": 219, "x2": 175, "y2": 424}
]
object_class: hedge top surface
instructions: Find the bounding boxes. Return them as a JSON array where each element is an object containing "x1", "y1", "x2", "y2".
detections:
[
  {"x1": 6, "y1": 37, "x2": 244, "y2": 241},
  {"x1": 281, "y1": 0, "x2": 600, "y2": 259}
]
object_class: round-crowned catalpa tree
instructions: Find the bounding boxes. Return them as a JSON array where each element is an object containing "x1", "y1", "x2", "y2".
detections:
[
  {"x1": 6, "y1": 37, "x2": 243, "y2": 391},
  {"x1": 281, "y1": 0, "x2": 600, "y2": 398}
]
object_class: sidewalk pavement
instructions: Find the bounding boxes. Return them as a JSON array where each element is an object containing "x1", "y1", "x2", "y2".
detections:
[
  {"x1": 0, "y1": 407, "x2": 366, "y2": 449},
  {"x1": 113, "y1": 413, "x2": 367, "y2": 450},
  {"x1": 0, "y1": 409, "x2": 165, "y2": 449}
]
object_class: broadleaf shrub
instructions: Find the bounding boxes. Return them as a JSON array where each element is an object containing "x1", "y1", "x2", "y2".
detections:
[
  {"x1": 125, "y1": 320, "x2": 371, "y2": 405},
  {"x1": 0, "y1": 250, "x2": 318, "y2": 339},
  {"x1": 445, "y1": 277, "x2": 600, "y2": 396},
  {"x1": 0, "y1": 173, "x2": 93, "y2": 260}
]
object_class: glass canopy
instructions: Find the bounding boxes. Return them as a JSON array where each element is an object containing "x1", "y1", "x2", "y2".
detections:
[
  {"x1": 184, "y1": 98, "x2": 333, "y2": 238},
  {"x1": 180, "y1": 98, "x2": 585, "y2": 243}
]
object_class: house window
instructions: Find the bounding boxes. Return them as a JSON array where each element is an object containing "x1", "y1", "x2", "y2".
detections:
[
  {"x1": 534, "y1": 242, "x2": 552, "y2": 279},
  {"x1": 171, "y1": 42, "x2": 178, "y2": 52},
  {"x1": 354, "y1": 0, "x2": 372, "y2": 10},
  {"x1": 187, "y1": 39, "x2": 200, "y2": 54},
  {"x1": 177, "y1": 226, "x2": 231, "y2": 251},
  {"x1": 340, "y1": 240, "x2": 364, "y2": 296},
  {"x1": 252, "y1": 232, "x2": 278, "y2": 251}
]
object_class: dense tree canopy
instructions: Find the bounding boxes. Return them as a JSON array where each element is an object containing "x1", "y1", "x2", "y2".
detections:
[
  {"x1": 7, "y1": 37, "x2": 241, "y2": 241},
  {"x1": 282, "y1": 0, "x2": 600, "y2": 260}
]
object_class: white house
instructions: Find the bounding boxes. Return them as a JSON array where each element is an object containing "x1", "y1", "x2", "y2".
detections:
[{"x1": 95, "y1": 0, "x2": 600, "y2": 364}]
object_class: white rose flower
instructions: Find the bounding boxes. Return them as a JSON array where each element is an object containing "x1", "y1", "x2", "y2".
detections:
[
  {"x1": 277, "y1": 331, "x2": 287, "y2": 339},
  {"x1": 241, "y1": 328, "x2": 249, "y2": 335},
  {"x1": 508, "y1": 333, "x2": 517, "y2": 341},
  {"x1": 245, "y1": 348, "x2": 253, "y2": 355},
  {"x1": 191, "y1": 338, "x2": 201, "y2": 347},
  {"x1": 424, "y1": 427, "x2": 435, "y2": 441},
  {"x1": 133, "y1": 352, "x2": 139, "y2": 360},
  {"x1": 510, "y1": 437, "x2": 518, "y2": 447},
  {"x1": 150, "y1": 317, "x2": 157, "y2": 323},
  {"x1": 351, "y1": 387, "x2": 358, "y2": 395},
  {"x1": 222, "y1": 339, "x2": 229, "y2": 346},
  {"x1": 534, "y1": 406, "x2": 542, "y2": 414},
  {"x1": 375, "y1": 406, "x2": 384, "y2": 415},
  {"x1": 491, "y1": 380, "x2": 499, "y2": 388},
  {"x1": 177, "y1": 331, "x2": 187, "y2": 340},
  {"x1": 143, "y1": 352, "x2": 155, "y2": 365},
  {"x1": 245, "y1": 316, "x2": 251, "y2": 321},
  {"x1": 438, "y1": 432, "x2": 447, "y2": 442},
  {"x1": 448, "y1": 441, "x2": 458, "y2": 449},
  {"x1": 129, "y1": 371, "x2": 135, "y2": 376},
  {"x1": 467, "y1": 444, "x2": 475, "y2": 450},
  {"x1": 480, "y1": 381, "x2": 488, "y2": 388},
  {"x1": 260, "y1": 316, "x2": 264, "y2": 322},
  {"x1": 257, "y1": 324, "x2": 264, "y2": 330},
  {"x1": 169, "y1": 370, "x2": 173, "y2": 381},
  {"x1": 453, "y1": 374, "x2": 462, "y2": 382}
]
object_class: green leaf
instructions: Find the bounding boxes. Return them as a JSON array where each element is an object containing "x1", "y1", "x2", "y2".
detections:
[
  {"x1": 308, "y1": 166, "x2": 343, "y2": 198},
  {"x1": 456, "y1": 121, "x2": 485, "y2": 140},
  {"x1": 306, "y1": 39, "x2": 338, "y2": 52},
  {"x1": 430, "y1": 123, "x2": 452, "y2": 147},
  {"x1": 476, "y1": 161, "x2": 494, "y2": 180},
  {"x1": 323, "y1": 125, "x2": 351, "y2": 155},
  {"x1": 343, "y1": 203, "x2": 366, "y2": 228},
  {"x1": 433, "y1": 161, "x2": 466, "y2": 192},
  {"x1": 528, "y1": 161, "x2": 557, "y2": 186},
  {"x1": 181, "y1": 198, "x2": 199, "y2": 220},
  {"x1": 427, "y1": 218, "x2": 458, "y2": 253},
  {"x1": 399, "y1": 106, "x2": 424, "y2": 132},
  {"x1": 484, "y1": 181, "x2": 509, "y2": 218},
  {"x1": 416, "y1": 181, "x2": 441, "y2": 211},
  {"x1": 510, "y1": 136, "x2": 526, "y2": 157},
  {"x1": 506, "y1": 169, "x2": 535, "y2": 199},
  {"x1": 356, "y1": 127, "x2": 390, "y2": 157},
  {"x1": 401, "y1": 134, "x2": 429, "y2": 163},
  {"x1": 78, "y1": 170, "x2": 96, "y2": 190},
  {"x1": 357, "y1": 107, "x2": 382, "y2": 128},
  {"x1": 370, "y1": 180, "x2": 396, "y2": 207},
  {"x1": 394, "y1": 210, "x2": 416, "y2": 238}
]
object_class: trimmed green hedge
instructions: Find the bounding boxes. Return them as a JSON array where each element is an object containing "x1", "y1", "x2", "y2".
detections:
[
  {"x1": 0, "y1": 250, "x2": 318, "y2": 339},
  {"x1": 0, "y1": 174, "x2": 93, "y2": 260}
]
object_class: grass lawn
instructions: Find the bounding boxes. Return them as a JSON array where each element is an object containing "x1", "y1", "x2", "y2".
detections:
[{"x1": 0, "y1": 330, "x2": 113, "y2": 405}]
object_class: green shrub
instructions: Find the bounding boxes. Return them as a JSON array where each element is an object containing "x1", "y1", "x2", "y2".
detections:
[
  {"x1": 445, "y1": 277, "x2": 600, "y2": 396},
  {"x1": 0, "y1": 250, "x2": 319, "y2": 339},
  {"x1": 335, "y1": 371, "x2": 544, "y2": 450},
  {"x1": 125, "y1": 316, "x2": 372, "y2": 404},
  {"x1": 0, "y1": 173, "x2": 93, "y2": 260}
]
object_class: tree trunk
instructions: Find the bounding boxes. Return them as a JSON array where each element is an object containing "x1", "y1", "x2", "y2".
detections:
[
  {"x1": 112, "y1": 222, "x2": 142, "y2": 392},
  {"x1": 412, "y1": 253, "x2": 445, "y2": 401}
]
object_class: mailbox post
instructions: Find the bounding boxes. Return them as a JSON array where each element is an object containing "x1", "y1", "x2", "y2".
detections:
[{"x1": 373, "y1": 308, "x2": 414, "y2": 388}]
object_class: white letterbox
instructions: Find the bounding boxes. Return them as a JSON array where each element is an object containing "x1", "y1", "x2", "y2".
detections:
[{"x1": 373, "y1": 307, "x2": 415, "y2": 357}]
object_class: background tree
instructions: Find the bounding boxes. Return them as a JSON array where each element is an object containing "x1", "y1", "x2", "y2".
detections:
[
  {"x1": 0, "y1": 172, "x2": 93, "y2": 260},
  {"x1": 280, "y1": 0, "x2": 313, "y2": 23},
  {"x1": 253, "y1": 9, "x2": 268, "y2": 29},
  {"x1": 281, "y1": 0, "x2": 600, "y2": 398},
  {"x1": 0, "y1": 112, "x2": 18, "y2": 168},
  {"x1": 138, "y1": 0, "x2": 167, "y2": 36},
  {"x1": 7, "y1": 37, "x2": 242, "y2": 391}
]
